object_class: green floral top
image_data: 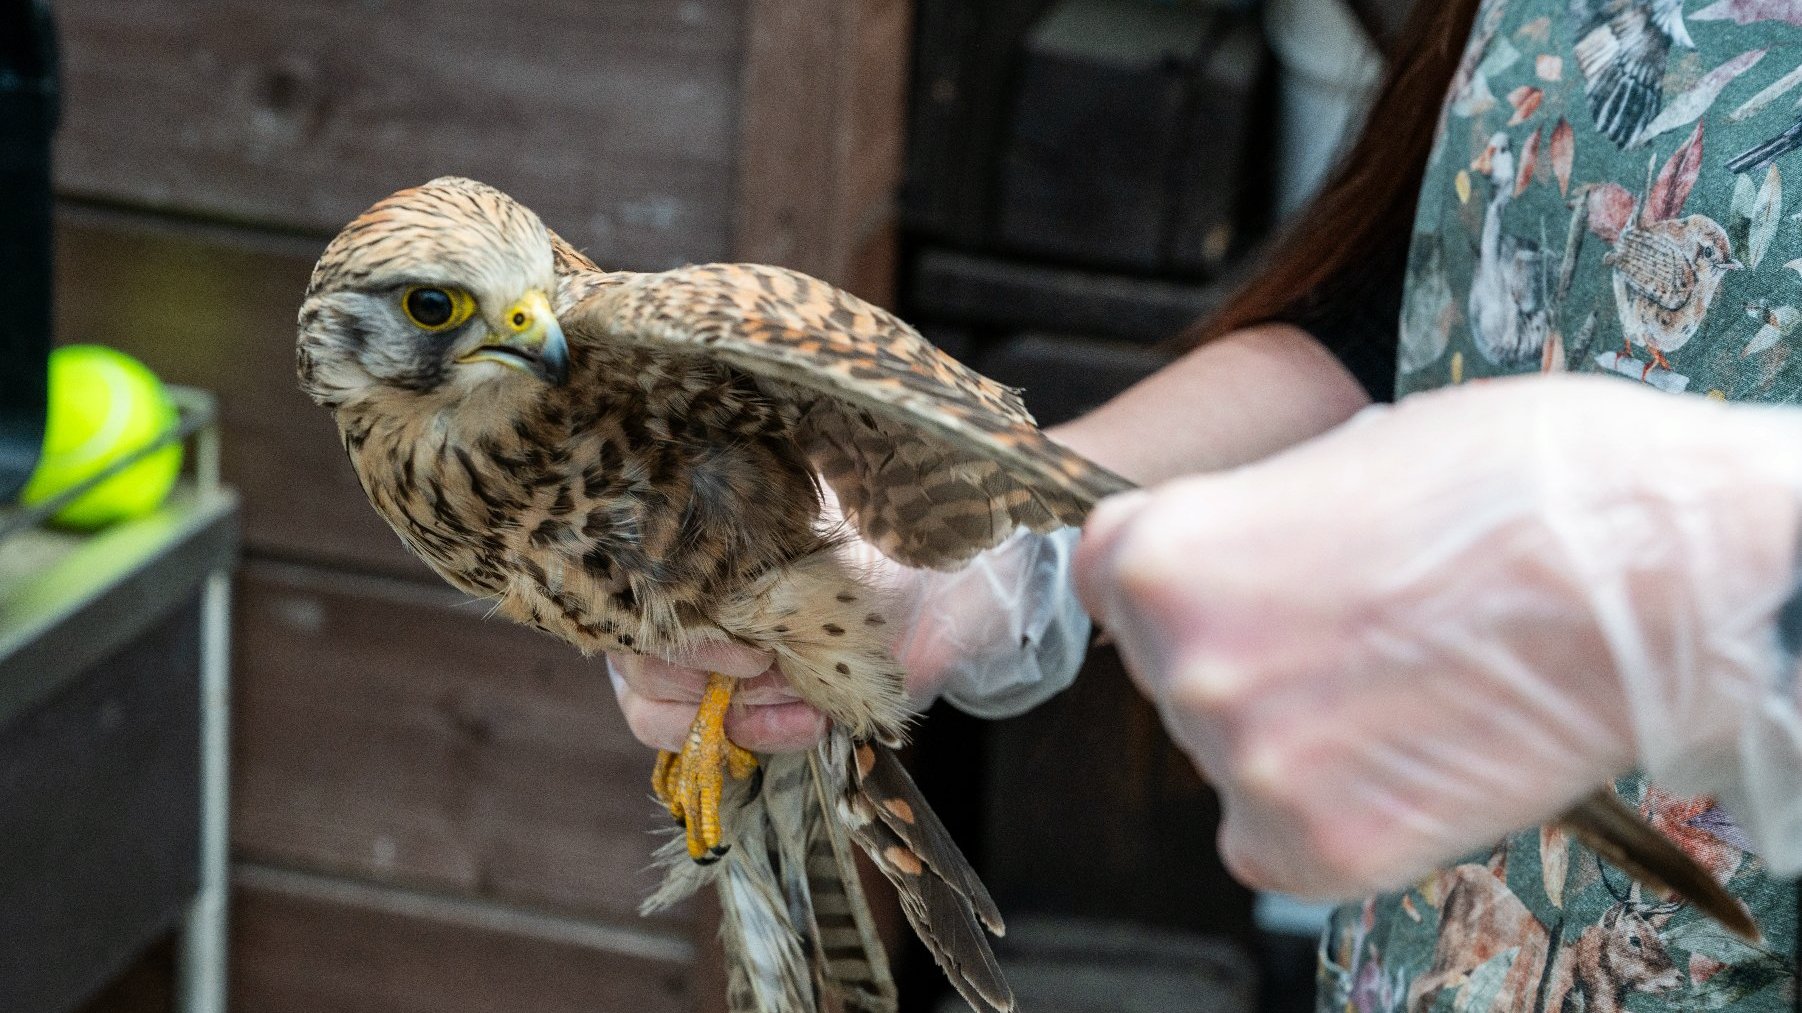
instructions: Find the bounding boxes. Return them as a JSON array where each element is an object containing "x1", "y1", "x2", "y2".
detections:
[{"x1": 1322, "y1": 0, "x2": 1802, "y2": 1009}]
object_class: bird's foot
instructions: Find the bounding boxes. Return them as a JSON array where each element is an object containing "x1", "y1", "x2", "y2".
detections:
[
  {"x1": 1648, "y1": 347, "x2": 1674, "y2": 373},
  {"x1": 651, "y1": 672, "x2": 759, "y2": 865},
  {"x1": 652, "y1": 748, "x2": 686, "y2": 825}
]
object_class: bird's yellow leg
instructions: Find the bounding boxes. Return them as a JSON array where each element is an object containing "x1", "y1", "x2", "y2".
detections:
[{"x1": 676, "y1": 671, "x2": 759, "y2": 864}]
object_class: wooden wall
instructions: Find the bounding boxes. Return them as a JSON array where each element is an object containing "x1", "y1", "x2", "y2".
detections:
[{"x1": 53, "y1": 1, "x2": 912, "y2": 1009}]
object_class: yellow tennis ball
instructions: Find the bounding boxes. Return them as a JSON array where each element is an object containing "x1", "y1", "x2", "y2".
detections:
[{"x1": 20, "y1": 345, "x2": 183, "y2": 529}]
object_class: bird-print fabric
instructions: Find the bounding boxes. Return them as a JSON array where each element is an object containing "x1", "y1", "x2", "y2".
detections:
[{"x1": 1341, "y1": 0, "x2": 1802, "y2": 1009}]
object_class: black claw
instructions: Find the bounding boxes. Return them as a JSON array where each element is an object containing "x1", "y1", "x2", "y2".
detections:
[
  {"x1": 694, "y1": 852, "x2": 720, "y2": 866},
  {"x1": 694, "y1": 843, "x2": 729, "y2": 866}
]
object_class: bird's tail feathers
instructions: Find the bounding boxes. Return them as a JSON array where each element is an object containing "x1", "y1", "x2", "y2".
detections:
[
  {"x1": 645, "y1": 752, "x2": 902, "y2": 1013},
  {"x1": 718, "y1": 809, "x2": 821, "y2": 1013},
  {"x1": 832, "y1": 734, "x2": 1014, "y2": 1013},
  {"x1": 1562, "y1": 789, "x2": 1760, "y2": 942},
  {"x1": 799, "y1": 750, "x2": 900, "y2": 1012}
]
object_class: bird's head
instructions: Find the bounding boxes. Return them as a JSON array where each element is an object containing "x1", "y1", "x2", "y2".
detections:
[
  {"x1": 296, "y1": 176, "x2": 569, "y2": 414},
  {"x1": 1679, "y1": 216, "x2": 1743, "y2": 276}
]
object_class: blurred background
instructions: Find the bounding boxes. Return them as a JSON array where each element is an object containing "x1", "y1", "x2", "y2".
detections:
[{"x1": 0, "y1": 0, "x2": 1408, "y2": 1010}]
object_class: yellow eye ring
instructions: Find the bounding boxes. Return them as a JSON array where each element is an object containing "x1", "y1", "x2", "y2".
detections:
[{"x1": 401, "y1": 286, "x2": 476, "y2": 331}]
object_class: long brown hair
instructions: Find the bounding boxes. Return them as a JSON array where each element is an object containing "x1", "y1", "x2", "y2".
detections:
[{"x1": 1185, "y1": 0, "x2": 1484, "y2": 348}]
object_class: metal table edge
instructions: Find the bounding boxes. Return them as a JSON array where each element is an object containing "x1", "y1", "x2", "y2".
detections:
[{"x1": 0, "y1": 484, "x2": 240, "y2": 729}]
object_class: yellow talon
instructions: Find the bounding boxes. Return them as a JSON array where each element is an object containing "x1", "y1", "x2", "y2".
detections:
[
  {"x1": 665, "y1": 671, "x2": 759, "y2": 864},
  {"x1": 727, "y1": 741, "x2": 759, "y2": 781},
  {"x1": 652, "y1": 749, "x2": 685, "y2": 824}
]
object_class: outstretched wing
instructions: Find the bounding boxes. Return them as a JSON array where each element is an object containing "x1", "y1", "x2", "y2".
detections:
[{"x1": 557, "y1": 260, "x2": 1132, "y2": 569}]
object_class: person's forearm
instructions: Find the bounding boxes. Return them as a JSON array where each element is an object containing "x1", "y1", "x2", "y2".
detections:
[{"x1": 1050, "y1": 323, "x2": 1372, "y2": 484}]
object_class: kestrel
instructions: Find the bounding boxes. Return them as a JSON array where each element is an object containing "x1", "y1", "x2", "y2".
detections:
[
  {"x1": 296, "y1": 178, "x2": 1755, "y2": 1012},
  {"x1": 296, "y1": 176, "x2": 1127, "y2": 1012}
]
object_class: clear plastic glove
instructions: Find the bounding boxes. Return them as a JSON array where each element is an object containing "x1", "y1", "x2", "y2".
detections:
[
  {"x1": 1074, "y1": 375, "x2": 1802, "y2": 899},
  {"x1": 608, "y1": 488, "x2": 1090, "y2": 752}
]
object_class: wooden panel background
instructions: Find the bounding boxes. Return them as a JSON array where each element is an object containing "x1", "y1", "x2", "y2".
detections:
[
  {"x1": 736, "y1": 0, "x2": 913, "y2": 300},
  {"x1": 50, "y1": 0, "x2": 916, "y2": 1008},
  {"x1": 230, "y1": 867, "x2": 695, "y2": 1013},
  {"x1": 55, "y1": 0, "x2": 745, "y2": 270},
  {"x1": 231, "y1": 559, "x2": 683, "y2": 928}
]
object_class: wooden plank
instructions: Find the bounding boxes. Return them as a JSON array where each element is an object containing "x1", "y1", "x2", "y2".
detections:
[
  {"x1": 980, "y1": 649, "x2": 1256, "y2": 941},
  {"x1": 911, "y1": 247, "x2": 1223, "y2": 344},
  {"x1": 733, "y1": 0, "x2": 911, "y2": 303},
  {"x1": 232, "y1": 865, "x2": 693, "y2": 1013},
  {"x1": 53, "y1": 207, "x2": 430, "y2": 577},
  {"x1": 231, "y1": 559, "x2": 687, "y2": 928},
  {"x1": 902, "y1": 0, "x2": 1057, "y2": 247},
  {"x1": 995, "y1": 1, "x2": 1216, "y2": 274},
  {"x1": 53, "y1": 0, "x2": 743, "y2": 268}
]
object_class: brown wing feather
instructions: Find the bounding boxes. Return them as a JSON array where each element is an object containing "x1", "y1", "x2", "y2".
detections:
[{"x1": 557, "y1": 261, "x2": 1132, "y2": 569}]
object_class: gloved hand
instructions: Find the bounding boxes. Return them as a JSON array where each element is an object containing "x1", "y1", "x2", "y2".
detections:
[
  {"x1": 609, "y1": 488, "x2": 1090, "y2": 752},
  {"x1": 1075, "y1": 375, "x2": 1802, "y2": 899}
]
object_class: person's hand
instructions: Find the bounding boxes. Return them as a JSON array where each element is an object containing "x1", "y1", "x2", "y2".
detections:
[
  {"x1": 1075, "y1": 375, "x2": 1802, "y2": 898},
  {"x1": 609, "y1": 489, "x2": 1091, "y2": 752},
  {"x1": 607, "y1": 642, "x2": 821, "y2": 753}
]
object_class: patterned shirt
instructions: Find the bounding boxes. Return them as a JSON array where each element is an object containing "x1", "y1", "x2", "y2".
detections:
[{"x1": 1317, "y1": 0, "x2": 1802, "y2": 1009}]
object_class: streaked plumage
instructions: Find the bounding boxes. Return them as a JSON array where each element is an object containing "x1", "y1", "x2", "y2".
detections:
[
  {"x1": 297, "y1": 176, "x2": 1129, "y2": 1012},
  {"x1": 297, "y1": 179, "x2": 1759, "y2": 1010}
]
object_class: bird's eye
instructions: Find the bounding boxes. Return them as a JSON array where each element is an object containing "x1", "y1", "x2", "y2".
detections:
[{"x1": 401, "y1": 286, "x2": 475, "y2": 331}]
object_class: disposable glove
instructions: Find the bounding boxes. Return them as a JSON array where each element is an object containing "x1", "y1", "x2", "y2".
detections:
[
  {"x1": 609, "y1": 487, "x2": 1090, "y2": 752},
  {"x1": 1075, "y1": 375, "x2": 1802, "y2": 898}
]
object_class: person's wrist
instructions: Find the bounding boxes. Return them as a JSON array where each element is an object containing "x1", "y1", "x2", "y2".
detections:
[{"x1": 907, "y1": 527, "x2": 1092, "y2": 719}]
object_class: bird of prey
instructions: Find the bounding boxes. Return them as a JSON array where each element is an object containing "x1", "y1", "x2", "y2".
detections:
[
  {"x1": 296, "y1": 178, "x2": 1757, "y2": 1011},
  {"x1": 1573, "y1": 0, "x2": 1694, "y2": 148},
  {"x1": 297, "y1": 176, "x2": 1125, "y2": 1012}
]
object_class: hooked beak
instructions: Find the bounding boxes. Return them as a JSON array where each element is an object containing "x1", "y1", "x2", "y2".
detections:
[{"x1": 457, "y1": 289, "x2": 569, "y2": 386}]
